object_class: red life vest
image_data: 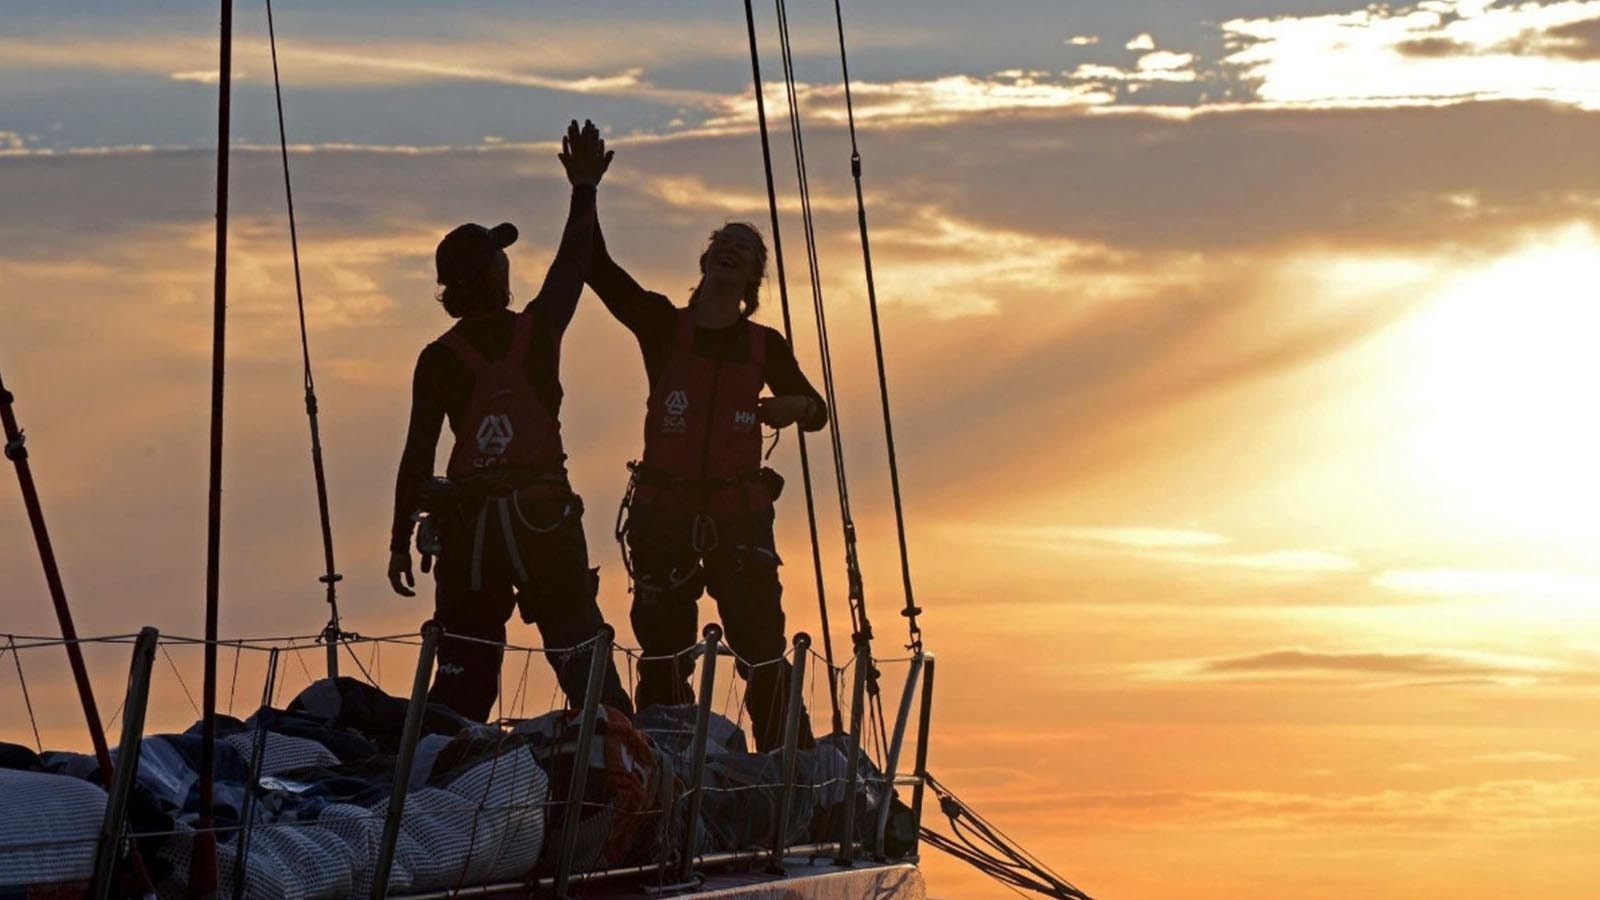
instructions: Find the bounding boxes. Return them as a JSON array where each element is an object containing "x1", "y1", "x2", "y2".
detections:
[
  {"x1": 639, "y1": 309, "x2": 769, "y2": 516},
  {"x1": 438, "y1": 311, "x2": 565, "y2": 480}
]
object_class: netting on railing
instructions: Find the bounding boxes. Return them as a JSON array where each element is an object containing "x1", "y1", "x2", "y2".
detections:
[{"x1": 0, "y1": 626, "x2": 930, "y2": 898}]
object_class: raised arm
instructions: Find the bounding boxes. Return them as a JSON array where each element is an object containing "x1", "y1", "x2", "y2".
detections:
[
  {"x1": 587, "y1": 168, "x2": 675, "y2": 338},
  {"x1": 526, "y1": 120, "x2": 612, "y2": 335},
  {"x1": 388, "y1": 347, "x2": 449, "y2": 596}
]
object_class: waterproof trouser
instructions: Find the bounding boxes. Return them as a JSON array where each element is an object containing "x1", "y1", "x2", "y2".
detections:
[
  {"x1": 430, "y1": 492, "x2": 631, "y2": 722},
  {"x1": 625, "y1": 504, "x2": 814, "y2": 752}
]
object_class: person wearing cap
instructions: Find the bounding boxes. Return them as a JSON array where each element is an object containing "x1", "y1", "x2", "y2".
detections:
[
  {"x1": 585, "y1": 187, "x2": 829, "y2": 751},
  {"x1": 387, "y1": 120, "x2": 630, "y2": 722}
]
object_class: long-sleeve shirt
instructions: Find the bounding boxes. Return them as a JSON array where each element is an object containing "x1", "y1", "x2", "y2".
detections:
[
  {"x1": 390, "y1": 185, "x2": 595, "y2": 553},
  {"x1": 586, "y1": 222, "x2": 829, "y2": 431}
]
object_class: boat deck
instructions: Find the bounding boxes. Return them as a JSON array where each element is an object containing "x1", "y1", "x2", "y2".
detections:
[{"x1": 394, "y1": 857, "x2": 926, "y2": 899}]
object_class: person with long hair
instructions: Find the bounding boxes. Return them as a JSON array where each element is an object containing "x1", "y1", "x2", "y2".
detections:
[
  {"x1": 588, "y1": 183, "x2": 828, "y2": 751},
  {"x1": 387, "y1": 120, "x2": 630, "y2": 721}
]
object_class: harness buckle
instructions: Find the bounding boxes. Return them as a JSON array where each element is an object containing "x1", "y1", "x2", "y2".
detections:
[
  {"x1": 413, "y1": 510, "x2": 442, "y2": 574},
  {"x1": 690, "y1": 513, "x2": 719, "y2": 555},
  {"x1": 3, "y1": 429, "x2": 26, "y2": 462}
]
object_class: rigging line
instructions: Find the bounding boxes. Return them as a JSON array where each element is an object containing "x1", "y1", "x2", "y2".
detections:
[
  {"x1": 923, "y1": 772, "x2": 1094, "y2": 900},
  {"x1": 265, "y1": 0, "x2": 344, "y2": 638},
  {"x1": 160, "y1": 644, "x2": 202, "y2": 717},
  {"x1": 226, "y1": 641, "x2": 242, "y2": 716},
  {"x1": 341, "y1": 639, "x2": 379, "y2": 686},
  {"x1": 287, "y1": 641, "x2": 316, "y2": 687},
  {"x1": 918, "y1": 830, "x2": 1039, "y2": 899},
  {"x1": 830, "y1": 0, "x2": 923, "y2": 653},
  {"x1": 105, "y1": 695, "x2": 126, "y2": 735},
  {"x1": 928, "y1": 772, "x2": 1073, "y2": 883},
  {"x1": 771, "y1": 0, "x2": 888, "y2": 747},
  {"x1": 740, "y1": 0, "x2": 844, "y2": 734},
  {"x1": 773, "y1": 0, "x2": 856, "y2": 557},
  {"x1": 774, "y1": 0, "x2": 856, "y2": 545},
  {"x1": 196, "y1": 2, "x2": 234, "y2": 891},
  {"x1": 6, "y1": 637, "x2": 43, "y2": 752}
]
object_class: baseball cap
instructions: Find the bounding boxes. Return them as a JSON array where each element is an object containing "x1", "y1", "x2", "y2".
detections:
[{"x1": 435, "y1": 222, "x2": 518, "y2": 284}]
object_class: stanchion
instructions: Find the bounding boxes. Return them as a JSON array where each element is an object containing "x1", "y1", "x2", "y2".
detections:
[
  {"x1": 91, "y1": 627, "x2": 159, "y2": 900},
  {"x1": 907, "y1": 654, "x2": 935, "y2": 859},
  {"x1": 873, "y1": 652, "x2": 925, "y2": 858},
  {"x1": 553, "y1": 625, "x2": 615, "y2": 898},
  {"x1": 232, "y1": 647, "x2": 281, "y2": 900},
  {"x1": 834, "y1": 635, "x2": 869, "y2": 867},
  {"x1": 768, "y1": 633, "x2": 811, "y2": 873},
  {"x1": 676, "y1": 624, "x2": 724, "y2": 885},
  {"x1": 322, "y1": 624, "x2": 339, "y2": 681},
  {"x1": 371, "y1": 621, "x2": 441, "y2": 899}
]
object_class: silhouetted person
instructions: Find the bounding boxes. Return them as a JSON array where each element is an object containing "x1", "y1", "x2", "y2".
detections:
[
  {"x1": 589, "y1": 178, "x2": 827, "y2": 751},
  {"x1": 388, "y1": 120, "x2": 629, "y2": 722}
]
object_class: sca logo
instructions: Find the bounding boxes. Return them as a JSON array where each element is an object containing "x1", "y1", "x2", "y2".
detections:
[
  {"x1": 475, "y1": 414, "x2": 515, "y2": 456},
  {"x1": 661, "y1": 389, "x2": 690, "y2": 435}
]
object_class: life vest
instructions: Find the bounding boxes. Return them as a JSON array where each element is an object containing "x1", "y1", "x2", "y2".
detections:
[
  {"x1": 438, "y1": 311, "x2": 565, "y2": 480},
  {"x1": 638, "y1": 309, "x2": 769, "y2": 516}
]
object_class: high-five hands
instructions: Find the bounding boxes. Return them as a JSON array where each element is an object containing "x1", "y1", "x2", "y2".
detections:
[{"x1": 559, "y1": 119, "x2": 614, "y2": 188}]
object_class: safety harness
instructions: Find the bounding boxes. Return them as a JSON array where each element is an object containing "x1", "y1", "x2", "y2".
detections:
[
  {"x1": 412, "y1": 310, "x2": 573, "y2": 589},
  {"x1": 615, "y1": 310, "x2": 779, "y2": 582}
]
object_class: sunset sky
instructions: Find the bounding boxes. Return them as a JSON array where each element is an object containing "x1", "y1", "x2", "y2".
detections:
[{"x1": 4, "y1": 1, "x2": 1600, "y2": 897}]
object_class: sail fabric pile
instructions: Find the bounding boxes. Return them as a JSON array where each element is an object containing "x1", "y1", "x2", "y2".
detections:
[
  {"x1": 0, "y1": 678, "x2": 893, "y2": 898},
  {"x1": 0, "y1": 766, "x2": 107, "y2": 896},
  {"x1": 0, "y1": 679, "x2": 548, "y2": 899}
]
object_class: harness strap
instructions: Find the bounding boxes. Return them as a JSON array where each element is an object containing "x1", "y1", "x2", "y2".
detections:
[
  {"x1": 504, "y1": 311, "x2": 534, "y2": 372},
  {"x1": 749, "y1": 321, "x2": 769, "y2": 368},
  {"x1": 470, "y1": 502, "x2": 490, "y2": 591},
  {"x1": 427, "y1": 463, "x2": 569, "y2": 509},
  {"x1": 631, "y1": 464, "x2": 765, "y2": 492},
  {"x1": 497, "y1": 497, "x2": 532, "y2": 585},
  {"x1": 438, "y1": 311, "x2": 533, "y2": 378}
]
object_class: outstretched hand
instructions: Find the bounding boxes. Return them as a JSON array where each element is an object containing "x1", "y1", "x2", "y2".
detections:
[{"x1": 559, "y1": 119, "x2": 614, "y2": 187}]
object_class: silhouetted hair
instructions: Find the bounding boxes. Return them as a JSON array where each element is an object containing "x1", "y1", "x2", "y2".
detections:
[
  {"x1": 696, "y1": 222, "x2": 768, "y2": 319},
  {"x1": 437, "y1": 255, "x2": 511, "y2": 318},
  {"x1": 435, "y1": 222, "x2": 517, "y2": 318}
]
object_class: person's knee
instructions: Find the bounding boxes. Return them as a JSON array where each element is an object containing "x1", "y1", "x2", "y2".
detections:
[
  {"x1": 434, "y1": 602, "x2": 510, "y2": 644},
  {"x1": 710, "y1": 552, "x2": 783, "y2": 616},
  {"x1": 521, "y1": 565, "x2": 602, "y2": 634}
]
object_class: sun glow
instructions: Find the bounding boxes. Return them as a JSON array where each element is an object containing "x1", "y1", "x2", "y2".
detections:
[{"x1": 1392, "y1": 225, "x2": 1600, "y2": 554}]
